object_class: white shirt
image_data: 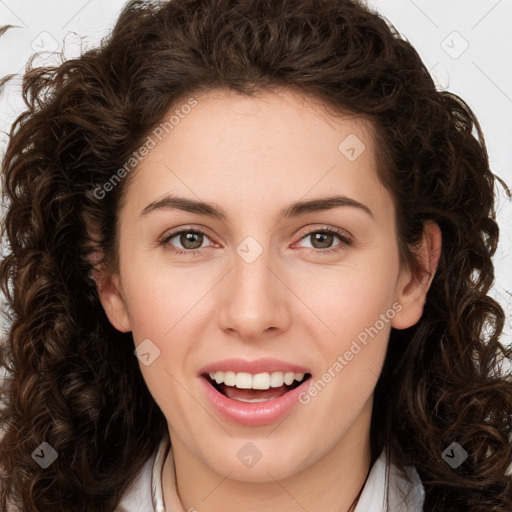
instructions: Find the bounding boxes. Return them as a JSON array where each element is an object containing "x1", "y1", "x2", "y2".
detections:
[{"x1": 117, "y1": 435, "x2": 425, "y2": 512}]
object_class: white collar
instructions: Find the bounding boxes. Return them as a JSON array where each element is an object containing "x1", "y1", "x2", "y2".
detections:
[
  {"x1": 353, "y1": 445, "x2": 425, "y2": 511},
  {"x1": 119, "y1": 434, "x2": 425, "y2": 512}
]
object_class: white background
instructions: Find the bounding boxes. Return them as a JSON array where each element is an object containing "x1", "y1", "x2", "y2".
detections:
[{"x1": 0, "y1": 0, "x2": 511, "y2": 345}]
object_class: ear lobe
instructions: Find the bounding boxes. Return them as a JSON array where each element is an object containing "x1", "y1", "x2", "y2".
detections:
[
  {"x1": 391, "y1": 221, "x2": 442, "y2": 330},
  {"x1": 92, "y1": 265, "x2": 132, "y2": 333}
]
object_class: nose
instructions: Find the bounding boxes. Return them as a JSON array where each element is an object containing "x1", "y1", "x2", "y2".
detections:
[{"x1": 218, "y1": 240, "x2": 291, "y2": 341}]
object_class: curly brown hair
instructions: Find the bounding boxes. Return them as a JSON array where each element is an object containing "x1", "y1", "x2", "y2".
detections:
[{"x1": 1, "y1": 0, "x2": 511, "y2": 510}]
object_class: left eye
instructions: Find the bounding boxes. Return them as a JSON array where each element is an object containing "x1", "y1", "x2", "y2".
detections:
[{"x1": 297, "y1": 229, "x2": 349, "y2": 251}]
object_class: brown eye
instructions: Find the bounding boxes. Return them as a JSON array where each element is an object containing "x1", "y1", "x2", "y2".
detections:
[
  {"x1": 178, "y1": 231, "x2": 204, "y2": 250},
  {"x1": 297, "y1": 227, "x2": 352, "y2": 255},
  {"x1": 310, "y1": 232, "x2": 335, "y2": 249},
  {"x1": 161, "y1": 229, "x2": 212, "y2": 254}
]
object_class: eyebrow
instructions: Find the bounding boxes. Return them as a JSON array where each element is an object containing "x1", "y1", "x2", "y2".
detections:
[{"x1": 140, "y1": 193, "x2": 374, "y2": 221}]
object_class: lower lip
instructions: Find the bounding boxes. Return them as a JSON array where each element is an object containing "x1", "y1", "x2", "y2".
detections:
[{"x1": 200, "y1": 376, "x2": 311, "y2": 426}]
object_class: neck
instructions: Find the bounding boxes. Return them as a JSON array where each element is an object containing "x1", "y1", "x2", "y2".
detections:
[{"x1": 162, "y1": 398, "x2": 374, "y2": 512}]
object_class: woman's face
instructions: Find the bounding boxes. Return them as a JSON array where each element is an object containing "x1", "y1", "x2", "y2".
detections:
[{"x1": 97, "y1": 87, "x2": 432, "y2": 481}]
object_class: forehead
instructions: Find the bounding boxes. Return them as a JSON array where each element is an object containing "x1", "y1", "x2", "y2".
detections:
[
  {"x1": 166, "y1": 86, "x2": 377, "y2": 159},
  {"x1": 121, "y1": 87, "x2": 391, "y2": 221}
]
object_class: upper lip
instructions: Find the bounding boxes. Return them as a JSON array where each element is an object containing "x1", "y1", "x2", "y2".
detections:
[{"x1": 199, "y1": 358, "x2": 311, "y2": 376}]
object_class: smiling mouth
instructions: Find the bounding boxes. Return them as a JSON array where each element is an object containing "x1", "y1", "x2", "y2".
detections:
[{"x1": 203, "y1": 371, "x2": 312, "y2": 402}]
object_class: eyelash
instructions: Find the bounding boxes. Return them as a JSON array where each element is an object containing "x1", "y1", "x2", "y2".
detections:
[{"x1": 160, "y1": 226, "x2": 352, "y2": 256}]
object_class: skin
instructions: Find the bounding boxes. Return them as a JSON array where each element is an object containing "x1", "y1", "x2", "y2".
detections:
[{"x1": 96, "y1": 87, "x2": 441, "y2": 512}]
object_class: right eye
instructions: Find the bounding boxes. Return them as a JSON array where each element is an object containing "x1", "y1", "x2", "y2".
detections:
[{"x1": 160, "y1": 228, "x2": 215, "y2": 255}]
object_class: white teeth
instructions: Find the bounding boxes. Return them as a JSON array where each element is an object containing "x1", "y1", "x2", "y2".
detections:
[
  {"x1": 224, "y1": 371, "x2": 236, "y2": 386},
  {"x1": 284, "y1": 372, "x2": 295, "y2": 385},
  {"x1": 234, "y1": 397, "x2": 273, "y2": 403},
  {"x1": 207, "y1": 370, "x2": 307, "y2": 390},
  {"x1": 270, "y1": 372, "x2": 284, "y2": 387},
  {"x1": 235, "y1": 372, "x2": 252, "y2": 389},
  {"x1": 252, "y1": 372, "x2": 270, "y2": 390}
]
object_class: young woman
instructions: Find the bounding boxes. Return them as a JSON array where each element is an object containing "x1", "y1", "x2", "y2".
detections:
[{"x1": 1, "y1": 0, "x2": 511, "y2": 511}]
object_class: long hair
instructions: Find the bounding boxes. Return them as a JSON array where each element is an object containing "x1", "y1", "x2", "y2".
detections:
[{"x1": 1, "y1": 0, "x2": 511, "y2": 510}]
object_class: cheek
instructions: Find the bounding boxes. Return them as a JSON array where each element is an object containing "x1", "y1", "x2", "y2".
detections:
[
  {"x1": 120, "y1": 256, "x2": 204, "y2": 340},
  {"x1": 119, "y1": 260, "x2": 212, "y2": 394},
  {"x1": 296, "y1": 268, "x2": 396, "y2": 439},
  {"x1": 299, "y1": 260, "x2": 399, "y2": 341},
  {"x1": 123, "y1": 270, "x2": 197, "y2": 412},
  {"x1": 297, "y1": 253, "x2": 400, "y2": 403}
]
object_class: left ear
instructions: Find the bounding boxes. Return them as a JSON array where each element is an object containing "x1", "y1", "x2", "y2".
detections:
[{"x1": 391, "y1": 221, "x2": 442, "y2": 329}]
